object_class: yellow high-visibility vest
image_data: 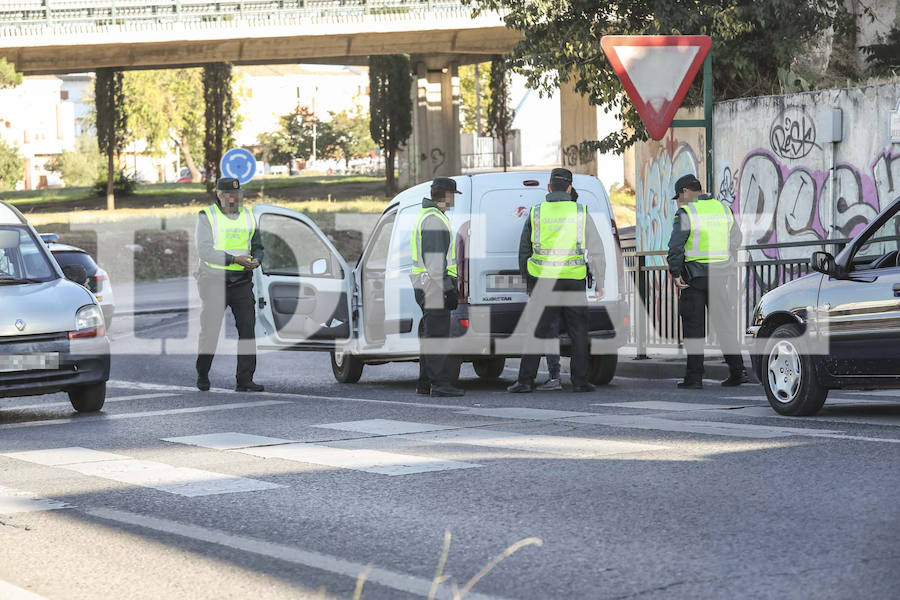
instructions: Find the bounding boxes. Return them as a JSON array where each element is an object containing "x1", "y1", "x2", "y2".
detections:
[
  {"x1": 526, "y1": 201, "x2": 587, "y2": 280},
  {"x1": 200, "y1": 203, "x2": 255, "y2": 271},
  {"x1": 683, "y1": 198, "x2": 733, "y2": 264},
  {"x1": 410, "y1": 206, "x2": 457, "y2": 278}
]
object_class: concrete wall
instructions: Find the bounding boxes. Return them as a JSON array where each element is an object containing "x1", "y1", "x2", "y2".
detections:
[
  {"x1": 559, "y1": 80, "x2": 625, "y2": 191},
  {"x1": 714, "y1": 82, "x2": 900, "y2": 269}
]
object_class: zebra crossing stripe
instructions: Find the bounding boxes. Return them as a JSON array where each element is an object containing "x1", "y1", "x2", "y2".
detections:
[
  {"x1": 1, "y1": 447, "x2": 281, "y2": 497},
  {"x1": 164, "y1": 432, "x2": 482, "y2": 476},
  {"x1": 0, "y1": 580, "x2": 48, "y2": 600},
  {"x1": 0, "y1": 485, "x2": 69, "y2": 514}
]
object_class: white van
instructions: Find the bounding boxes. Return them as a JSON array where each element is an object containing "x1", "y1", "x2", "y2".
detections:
[{"x1": 251, "y1": 172, "x2": 627, "y2": 384}]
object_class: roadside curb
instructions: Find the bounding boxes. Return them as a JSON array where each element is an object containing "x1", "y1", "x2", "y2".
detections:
[{"x1": 615, "y1": 350, "x2": 757, "y2": 382}]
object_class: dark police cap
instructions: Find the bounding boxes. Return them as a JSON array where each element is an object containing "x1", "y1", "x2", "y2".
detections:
[
  {"x1": 431, "y1": 177, "x2": 462, "y2": 194},
  {"x1": 550, "y1": 167, "x2": 574, "y2": 185},
  {"x1": 673, "y1": 174, "x2": 702, "y2": 199},
  {"x1": 216, "y1": 177, "x2": 241, "y2": 192}
]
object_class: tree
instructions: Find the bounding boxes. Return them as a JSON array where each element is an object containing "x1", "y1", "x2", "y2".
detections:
[
  {"x1": 0, "y1": 138, "x2": 23, "y2": 190},
  {"x1": 327, "y1": 105, "x2": 377, "y2": 167},
  {"x1": 46, "y1": 132, "x2": 104, "y2": 186},
  {"x1": 203, "y1": 63, "x2": 236, "y2": 193},
  {"x1": 460, "y1": 62, "x2": 492, "y2": 135},
  {"x1": 467, "y1": 0, "x2": 855, "y2": 154},
  {"x1": 124, "y1": 68, "x2": 205, "y2": 182},
  {"x1": 369, "y1": 55, "x2": 412, "y2": 195},
  {"x1": 255, "y1": 131, "x2": 294, "y2": 171},
  {"x1": 95, "y1": 68, "x2": 127, "y2": 210},
  {"x1": 0, "y1": 58, "x2": 22, "y2": 89},
  {"x1": 862, "y1": 25, "x2": 900, "y2": 76},
  {"x1": 487, "y1": 57, "x2": 514, "y2": 172}
]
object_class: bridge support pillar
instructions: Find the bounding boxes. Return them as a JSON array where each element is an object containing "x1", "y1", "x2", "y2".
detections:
[
  {"x1": 559, "y1": 78, "x2": 598, "y2": 176},
  {"x1": 407, "y1": 55, "x2": 461, "y2": 185}
]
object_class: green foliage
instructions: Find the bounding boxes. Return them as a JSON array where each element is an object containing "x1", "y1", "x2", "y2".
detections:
[
  {"x1": 862, "y1": 25, "x2": 900, "y2": 76},
  {"x1": 369, "y1": 55, "x2": 412, "y2": 194},
  {"x1": 123, "y1": 68, "x2": 205, "y2": 180},
  {"x1": 487, "y1": 58, "x2": 514, "y2": 171},
  {"x1": 0, "y1": 138, "x2": 23, "y2": 190},
  {"x1": 46, "y1": 132, "x2": 105, "y2": 186},
  {"x1": 466, "y1": 0, "x2": 856, "y2": 154},
  {"x1": 460, "y1": 62, "x2": 492, "y2": 134},
  {"x1": 326, "y1": 105, "x2": 377, "y2": 165},
  {"x1": 0, "y1": 58, "x2": 22, "y2": 89},
  {"x1": 92, "y1": 170, "x2": 137, "y2": 197}
]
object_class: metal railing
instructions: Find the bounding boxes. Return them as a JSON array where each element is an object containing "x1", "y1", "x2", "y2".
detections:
[
  {"x1": 623, "y1": 238, "x2": 850, "y2": 356},
  {"x1": 0, "y1": 0, "x2": 473, "y2": 37}
]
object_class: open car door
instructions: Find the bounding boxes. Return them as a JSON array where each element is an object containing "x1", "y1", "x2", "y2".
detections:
[{"x1": 252, "y1": 204, "x2": 354, "y2": 350}]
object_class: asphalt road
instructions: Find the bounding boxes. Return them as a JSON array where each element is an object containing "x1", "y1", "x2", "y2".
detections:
[{"x1": 1, "y1": 313, "x2": 899, "y2": 599}]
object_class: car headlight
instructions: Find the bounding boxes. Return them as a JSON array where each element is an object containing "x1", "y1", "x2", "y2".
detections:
[{"x1": 70, "y1": 304, "x2": 104, "y2": 339}]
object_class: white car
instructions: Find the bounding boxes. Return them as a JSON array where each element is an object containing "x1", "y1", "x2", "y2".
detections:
[
  {"x1": 40, "y1": 235, "x2": 115, "y2": 329},
  {"x1": 251, "y1": 172, "x2": 627, "y2": 384}
]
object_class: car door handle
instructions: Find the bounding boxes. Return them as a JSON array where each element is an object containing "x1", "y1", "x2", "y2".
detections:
[{"x1": 893, "y1": 284, "x2": 900, "y2": 297}]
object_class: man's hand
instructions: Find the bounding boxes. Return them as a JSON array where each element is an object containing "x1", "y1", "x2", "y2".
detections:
[
  {"x1": 674, "y1": 276, "x2": 689, "y2": 290},
  {"x1": 233, "y1": 255, "x2": 260, "y2": 270}
]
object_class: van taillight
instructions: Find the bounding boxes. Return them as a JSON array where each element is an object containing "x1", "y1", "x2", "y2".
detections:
[{"x1": 456, "y1": 224, "x2": 469, "y2": 303}]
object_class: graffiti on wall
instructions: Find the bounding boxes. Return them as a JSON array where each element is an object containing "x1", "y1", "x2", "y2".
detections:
[
  {"x1": 769, "y1": 106, "x2": 820, "y2": 160},
  {"x1": 635, "y1": 142, "x2": 699, "y2": 254},
  {"x1": 562, "y1": 143, "x2": 596, "y2": 168},
  {"x1": 734, "y1": 149, "x2": 900, "y2": 274}
]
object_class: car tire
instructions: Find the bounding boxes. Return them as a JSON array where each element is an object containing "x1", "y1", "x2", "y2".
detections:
[
  {"x1": 473, "y1": 358, "x2": 505, "y2": 379},
  {"x1": 68, "y1": 382, "x2": 106, "y2": 412},
  {"x1": 588, "y1": 354, "x2": 617, "y2": 385},
  {"x1": 762, "y1": 323, "x2": 827, "y2": 416},
  {"x1": 330, "y1": 350, "x2": 364, "y2": 384}
]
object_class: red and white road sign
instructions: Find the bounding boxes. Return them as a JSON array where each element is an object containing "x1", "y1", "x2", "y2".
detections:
[{"x1": 601, "y1": 35, "x2": 711, "y2": 140}]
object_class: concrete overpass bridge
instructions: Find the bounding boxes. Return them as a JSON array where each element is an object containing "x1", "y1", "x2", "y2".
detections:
[{"x1": 0, "y1": 1, "x2": 596, "y2": 184}]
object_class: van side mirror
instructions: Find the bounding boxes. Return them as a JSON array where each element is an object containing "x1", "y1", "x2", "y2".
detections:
[
  {"x1": 62, "y1": 264, "x2": 87, "y2": 285},
  {"x1": 310, "y1": 258, "x2": 328, "y2": 276},
  {"x1": 810, "y1": 251, "x2": 837, "y2": 276}
]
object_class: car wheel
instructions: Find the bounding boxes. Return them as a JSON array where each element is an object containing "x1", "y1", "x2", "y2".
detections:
[
  {"x1": 588, "y1": 354, "x2": 617, "y2": 385},
  {"x1": 330, "y1": 349, "x2": 364, "y2": 384},
  {"x1": 68, "y1": 382, "x2": 106, "y2": 412},
  {"x1": 473, "y1": 358, "x2": 505, "y2": 379},
  {"x1": 762, "y1": 324, "x2": 827, "y2": 416}
]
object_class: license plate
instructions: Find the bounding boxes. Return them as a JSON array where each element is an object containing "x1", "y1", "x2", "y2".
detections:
[
  {"x1": 486, "y1": 273, "x2": 526, "y2": 292},
  {"x1": 0, "y1": 353, "x2": 60, "y2": 372}
]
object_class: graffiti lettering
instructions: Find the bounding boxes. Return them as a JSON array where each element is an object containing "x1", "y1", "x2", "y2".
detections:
[
  {"x1": 635, "y1": 143, "x2": 699, "y2": 256},
  {"x1": 718, "y1": 165, "x2": 737, "y2": 205},
  {"x1": 430, "y1": 147, "x2": 445, "y2": 177},
  {"x1": 769, "y1": 106, "x2": 820, "y2": 160}
]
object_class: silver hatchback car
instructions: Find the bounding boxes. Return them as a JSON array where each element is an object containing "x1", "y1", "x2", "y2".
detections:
[{"x1": 0, "y1": 201, "x2": 110, "y2": 412}]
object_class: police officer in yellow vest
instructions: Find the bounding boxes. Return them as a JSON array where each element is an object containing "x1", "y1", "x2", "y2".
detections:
[
  {"x1": 195, "y1": 177, "x2": 265, "y2": 392},
  {"x1": 508, "y1": 168, "x2": 606, "y2": 393},
  {"x1": 410, "y1": 177, "x2": 464, "y2": 397},
  {"x1": 667, "y1": 174, "x2": 748, "y2": 389}
]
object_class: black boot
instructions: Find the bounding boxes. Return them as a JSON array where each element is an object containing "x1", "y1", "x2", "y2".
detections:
[
  {"x1": 196, "y1": 374, "x2": 210, "y2": 391},
  {"x1": 431, "y1": 384, "x2": 464, "y2": 397},
  {"x1": 236, "y1": 381, "x2": 265, "y2": 392},
  {"x1": 677, "y1": 379, "x2": 703, "y2": 390},
  {"x1": 721, "y1": 369, "x2": 750, "y2": 387}
]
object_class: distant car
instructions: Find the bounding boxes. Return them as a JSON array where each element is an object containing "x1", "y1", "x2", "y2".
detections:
[
  {"x1": 40, "y1": 234, "x2": 115, "y2": 329},
  {"x1": 0, "y1": 202, "x2": 110, "y2": 412},
  {"x1": 748, "y1": 196, "x2": 900, "y2": 416},
  {"x1": 176, "y1": 167, "x2": 206, "y2": 183}
]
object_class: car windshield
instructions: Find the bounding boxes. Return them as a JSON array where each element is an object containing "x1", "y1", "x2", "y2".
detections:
[{"x1": 0, "y1": 226, "x2": 57, "y2": 283}]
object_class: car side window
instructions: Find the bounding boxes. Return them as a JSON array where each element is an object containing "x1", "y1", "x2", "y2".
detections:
[
  {"x1": 259, "y1": 214, "x2": 341, "y2": 278},
  {"x1": 387, "y1": 205, "x2": 419, "y2": 271},
  {"x1": 851, "y1": 214, "x2": 900, "y2": 270},
  {"x1": 363, "y1": 212, "x2": 396, "y2": 272}
]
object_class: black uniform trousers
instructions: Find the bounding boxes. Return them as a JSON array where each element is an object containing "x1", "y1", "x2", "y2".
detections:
[
  {"x1": 679, "y1": 275, "x2": 744, "y2": 382},
  {"x1": 418, "y1": 308, "x2": 451, "y2": 387},
  {"x1": 517, "y1": 278, "x2": 590, "y2": 387},
  {"x1": 196, "y1": 273, "x2": 257, "y2": 384}
]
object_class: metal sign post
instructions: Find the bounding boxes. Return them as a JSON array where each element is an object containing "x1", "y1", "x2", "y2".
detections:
[{"x1": 670, "y1": 53, "x2": 714, "y2": 191}]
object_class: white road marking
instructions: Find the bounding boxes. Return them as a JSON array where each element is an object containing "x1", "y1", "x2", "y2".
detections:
[
  {"x1": 239, "y1": 444, "x2": 480, "y2": 476},
  {"x1": 590, "y1": 401, "x2": 746, "y2": 412},
  {"x1": 317, "y1": 420, "x2": 666, "y2": 458},
  {"x1": 720, "y1": 406, "x2": 900, "y2": 427},
  {"x1": 0, "y1": 400, "x2": 290, "y2": 430},
  {"x1": 83, "y1": 507, "x2": 510, "y2": 600},
  {"x1": 455, "y1": 407, "x2": 594, "y2": 420},
  {"x1": 163, "y1": 432, "x2": 295, "y2": 450},
  {"x1": 0, "y1": 485, "x2": 69, "y2": 514},
  {"x1": 564, "y1": 414, "x2": 843, "y2": 439},
  {"x1": 0, "y1": 580, "x2": 48, "y2": 600},
  {"x1": 315, "y1": 419, "x2": 457, "y2": 436},
  {"x1": 163, "y1": 433, "x2": 482, "y2": 476},
  {"x1": 2, "y1": 447, "x2": 281, "y2": 497},
  {"x1": 0, "y1": 393, "x2": 176, "y2": 413}
]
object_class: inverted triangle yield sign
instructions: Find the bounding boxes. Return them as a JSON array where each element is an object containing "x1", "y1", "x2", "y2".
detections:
[{"x1": 601, "y1": 35, "x2": 711, "y2": 140}]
